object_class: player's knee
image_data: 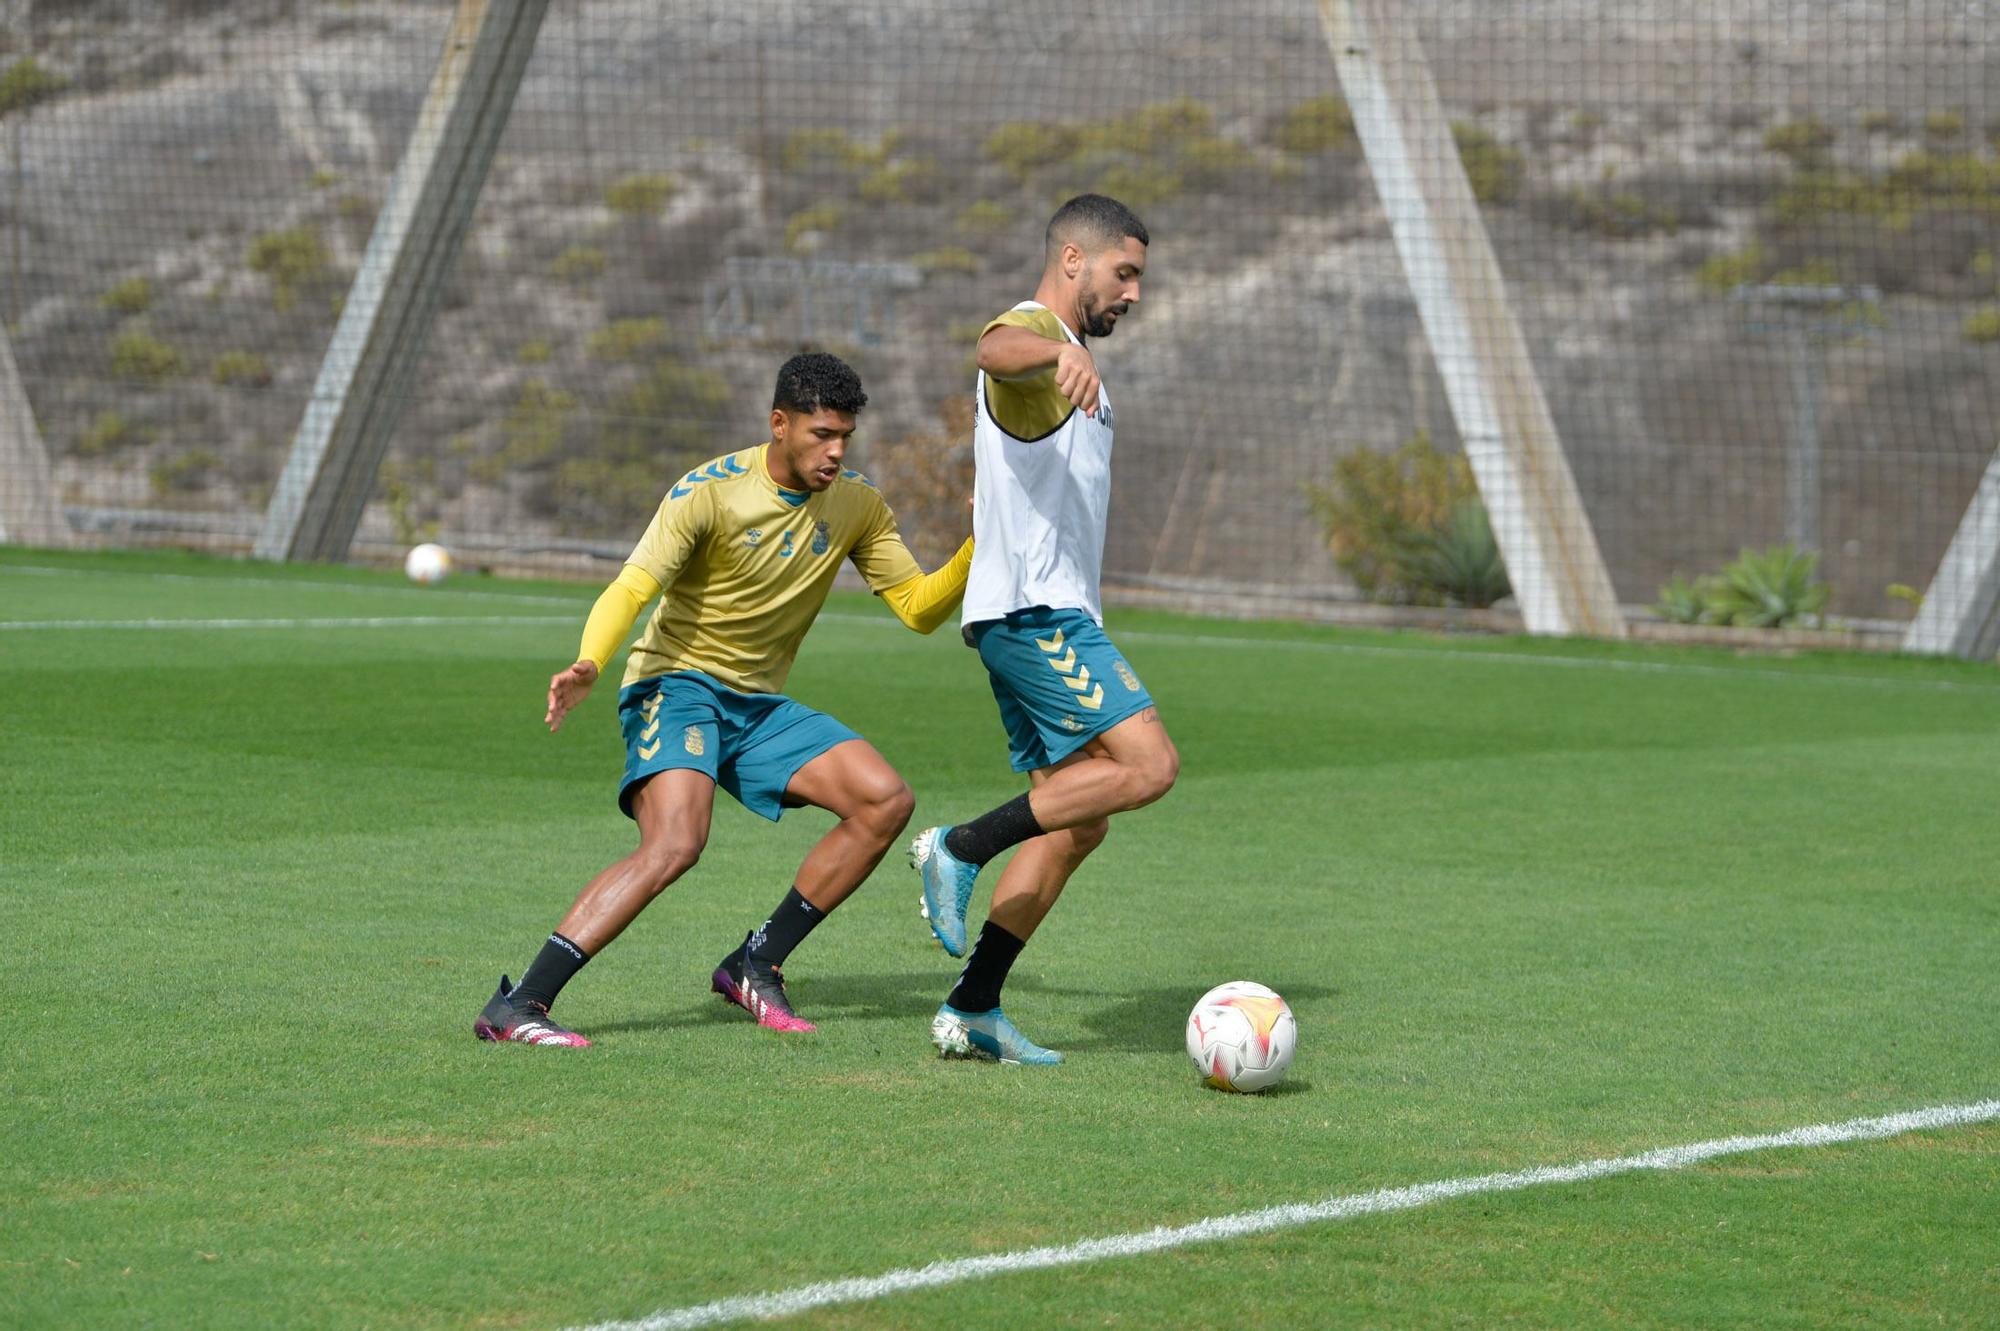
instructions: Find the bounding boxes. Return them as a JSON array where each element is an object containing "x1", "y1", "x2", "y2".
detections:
[
  {"x1": 1126, "y1": 744, "x2": 1179, "y2": 808},
  {"x1": 862, "y1": 779, "x2": 916, "y2": 843},
  {"x1": 637, "y1": 836, "x2": 704, "y2": 889},
  {"x1": 1069, "y1": 817, "x2": 1111, "y2": 858}
]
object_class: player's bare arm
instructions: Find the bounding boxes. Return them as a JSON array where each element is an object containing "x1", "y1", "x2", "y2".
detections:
[{"x1": 979, "y1": 326, "x2": 1100, "y2": 415}]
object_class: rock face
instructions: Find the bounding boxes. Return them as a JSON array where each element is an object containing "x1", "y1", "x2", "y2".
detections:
[{"x1": 5, "y1": 1, "x2": 1998, "y2": 617}]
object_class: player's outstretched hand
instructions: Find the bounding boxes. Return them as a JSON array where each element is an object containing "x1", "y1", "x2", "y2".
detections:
[
  {"x1": 1053, "y1": 342, "x2": 1101, "y2": 417},
  {"x1": 546, "y1": 660, "x2": 600, "y2": 732}
]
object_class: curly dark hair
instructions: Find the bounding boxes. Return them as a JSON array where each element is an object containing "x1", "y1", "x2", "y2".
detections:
[
  {"x1": 772, "y1": 351, "x2": 868, "y2": 416},
  {"x1": 1045, "y1": 193, "x2": 1150, "y2": 258}
]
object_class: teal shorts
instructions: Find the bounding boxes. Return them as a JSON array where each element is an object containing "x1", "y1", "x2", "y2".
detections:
[
  {"x1": 617, "y1": 671, "x2": 859, "y2": 822},
  {"x1": 970, "y1": 607, "x2": 1156, "y2": 773}
]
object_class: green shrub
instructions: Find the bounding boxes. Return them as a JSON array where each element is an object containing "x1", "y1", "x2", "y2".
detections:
[
  {"x1": 913, "y1": 247, "x2": 980, "y2": 275},
  {"x1": 1450, "y1": 122, "x2": 1522, "y2": 204},
  {"x1": 337, "y1": 192, "x2": 377, "y2": 222},
  {"x1": 0, "y1": 56, "x2": 66, "y2": 115},
  {"x1": 378, "y1": 459, "x2": 439, "y2": 545},
  {"x1": 550, "y1": 244, "x2": 607, "y2": 283},
  {"x1": 1764, "y1": 115, "x2": 1835, "y2": 164},
  {"x1": 586, "y1": 317, "x2": 667, "y2": 362},
  {"x1": 1177, "y1": 136, "x2": 1256, "y2": 189},
  {"x1": 1404, "y1": 498, "x2": 1511, "y2": 608},
  {"x1": 247, "y1": 226, "x2": 330, "y2": 312},
  {"x1": 1077, "y1": 100, "x2": 1214, "y2": 158},
  {"x1": 984, "y1": 122, "x2": 1082, "y2": 179},
  {"x1": 1963, "y1": 306, "x2": 2000, "y2": 343},
  {"x1": 1566, "y1": 189, "x2": 1679, "y2": 238},
  {"x1": 858, "y1": 156, "x2": 942, "y2": 204},
  {"x1": 1653, "y1": 572, "x2": 1714, "y2": 624},
  {"x1": 109, "y1": 328, "x2": 185, "y2": 381},
  {"x1": 954, "y1": 200, "x2": 1016, "y2": 235},
  {"x1": 1924, "y1": 110, "x2": 1965, "y2": 141},
  {"x1": 1086, "y1": 162, "x2": 1181, "y2": 210},
  {"x1": 785, "y1": 203, "x2": 845, "y2": 252},
  {"x1": 1273, "y1": 96, "x2": 1354, "y2": 155},
  {"x1": 604, "y1": 171, "x2": 676, "y2": 217},
  {"x1": 1858, "y1": 109, "x2": 1900, "y2": 134},
  {"x1": 516, "y1": 339, "x2": 553, "y2": 365},
  {"x1": 1768, "y1": 257, "x2": 1842, "y2": 286},
  {"x1": 1696, "y1": 242, "x2": 1766, "y2": 294},
  {"x1": 212, "y1": 350, "x2": 272, "y2": 388},
  {"x1": 501, "y1": 377, "x2": 576, "y2": 465},
  {"x1": 75, "y1": 411, "x2": 137, "y2": 457},
  {"x1": 1704, "y1": 544, "x2": 1831, "y2": 627},
  {"x1": 100, "y1": 276, "x2": 153, "y2": 315},
  {"x1": 149, "y1": 447, "x2": 222, "y2": 496},
  {"x1": 781, "y1": 127, "x2": 880, "y2": 173},
  {"x1": 1304, "y1": 432, "x2": 1503, "y2": 606},
  {"x1": 309, "y1": 168, "x2": 341, "y2": 190}
]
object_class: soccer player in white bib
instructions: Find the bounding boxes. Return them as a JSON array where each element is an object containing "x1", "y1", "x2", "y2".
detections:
[{"x1": 909, "y1": 195, "x2": 1178, "y2": 1064}]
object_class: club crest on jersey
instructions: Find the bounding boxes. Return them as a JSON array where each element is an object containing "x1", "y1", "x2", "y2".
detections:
[
  {"x1": 683, "y1": 726, "x2": 705, "y2": 756},
  {"x1": 811, "y1": 520, "x2": 830, "y2": 555},
  {"x1": 1113, "y1": 659, "x2": 1141, "y2": 692}
]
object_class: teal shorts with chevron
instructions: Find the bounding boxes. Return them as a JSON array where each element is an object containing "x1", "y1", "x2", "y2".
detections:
[
  {"x1": 969, "y1": 607, "x2": 1156, "y2": 773},
  {"x1": 616, "y1": 671, "x2": 859, "y2": 822}
]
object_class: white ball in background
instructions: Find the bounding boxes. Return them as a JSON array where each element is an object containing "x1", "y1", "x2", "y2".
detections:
[{"x1": 404, "y1": 542, "x2": 452, "y2": 585}]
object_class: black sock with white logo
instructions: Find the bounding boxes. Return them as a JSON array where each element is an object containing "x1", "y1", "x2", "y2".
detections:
[
  {"x1": 746, "y1": 887, "x2": 825, "y2": 967},
  {"x1": 512, "y1": 932, "x2": 589, "y2": 1011},
  {"x1": 943, "y1": 793, "x2": 1044, "y2": 866},
  {"x1": 946, "y1": 921, "x2": 1027, "y2": 1014}
]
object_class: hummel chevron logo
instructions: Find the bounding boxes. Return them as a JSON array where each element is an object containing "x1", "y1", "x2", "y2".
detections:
[
  {"x1": 669, "y1": 454, "x2": 750, "y2": 499},
  {"x1": 1033, "y1": 629, "x2": 1065, "y2": 653},
  {"x1": 637, "y1": 739, "x2": 662, "y2": 760},
  {"x1": 1077, "y1": 683, "x2": 1104, "y2": 710},
  {"x1": 641, "y1": 718, "x2": 660, "y2": 741},
  {"x1": 1062, "y1": 666, "x2": 1094, "y2": 693}
]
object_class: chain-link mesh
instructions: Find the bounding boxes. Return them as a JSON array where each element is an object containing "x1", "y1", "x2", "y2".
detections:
[{"x1": 4, "y1": 2, "x2": 1997, "y2": 631}]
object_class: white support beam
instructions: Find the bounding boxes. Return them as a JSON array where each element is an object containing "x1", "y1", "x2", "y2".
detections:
[
  {"x1": 255, "y1": 0, "x2": 548, "y2": 563},
  {"x1": 0, "y1": 320, "x2": 74, "y2": 548},
  {"x1": 1904, "y1": 448, "x2": 2000, "y2": 660},
  {"x1": 1316, "y1": 0, "x2": 1624, "y2": 638}
]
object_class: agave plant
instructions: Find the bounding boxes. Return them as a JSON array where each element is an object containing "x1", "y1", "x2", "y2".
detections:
[
  {"x1": 1704, "y1": 544, "x2": 1831, "y2": 628},
  {"x1": 1408, "y1": 497, "x2": 1512, "y2": 608},
  {"x1": 1654, "y1": 572, "x2": 1710, "y2": 624}
]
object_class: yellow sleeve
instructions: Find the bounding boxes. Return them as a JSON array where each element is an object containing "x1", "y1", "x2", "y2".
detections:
[
  {"x1": 980, "y1": 307, "x2": 1073, "y2": 441},
  {"x1": 877, "y1": 536, "x2": 973, "y2": 635},
  {"x1": 577, "y1": 564, "x2": 663, "y2": 670},
  {"x1": 846, "y1": 487, "x2": 925, "y2": 593}
]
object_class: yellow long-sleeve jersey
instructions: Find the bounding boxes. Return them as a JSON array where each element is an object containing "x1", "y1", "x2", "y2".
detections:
[{"x1": 576, "y1": 443, "x2": 971, "y2": 694}]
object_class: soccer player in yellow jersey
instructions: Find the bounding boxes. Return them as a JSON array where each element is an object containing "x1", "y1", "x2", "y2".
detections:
[{"x1": 474, "y1": 353, "x2": 972, "y2": 1047}]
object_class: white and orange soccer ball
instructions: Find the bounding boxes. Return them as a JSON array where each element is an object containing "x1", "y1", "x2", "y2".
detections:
[
  {"x1": 1185, "y1": 980, "x2": 1297, "y2": 1093},
  {"x1": 403, "y1": 542, "x2": 452, "y2": 585}
]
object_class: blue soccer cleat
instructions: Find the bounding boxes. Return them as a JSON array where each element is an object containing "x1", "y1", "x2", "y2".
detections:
[
  {"x1": 930, "y1": 1003, "x2": 1063, "y2": 1065},
  {"x1": 909, "y1": 826, "x2": 979, "y2": 957}
]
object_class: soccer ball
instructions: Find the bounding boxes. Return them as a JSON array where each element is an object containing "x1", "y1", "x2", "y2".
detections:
[
  {"x1": 1185, "y1": 981, "x2": 1297, "y2": 1093},
  {"x1": 403, "y1": 542, "x2": 452, "y2": 585}
]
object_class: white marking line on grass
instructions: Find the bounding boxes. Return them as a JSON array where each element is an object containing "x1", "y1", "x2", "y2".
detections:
[
  {"x1": 0, "y1": 615, "x2": 574, "y2": 631},
  {"x1": 0, "y1": 562, "x2": 588, "y2": 606},
  {"x1": 811, "y1": 612, "x2": 2000, "y2": 696},
  {"x1": 574, "y1": 1098, "x2": 2000, "y2": 1331}
]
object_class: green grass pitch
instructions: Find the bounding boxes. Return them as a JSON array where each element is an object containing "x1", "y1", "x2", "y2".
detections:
[{"x1": 3, "y1": 548, "x2": 1997, "y2": 1328}]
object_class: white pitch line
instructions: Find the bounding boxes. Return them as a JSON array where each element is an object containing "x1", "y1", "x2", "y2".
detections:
[
  {"x1": 812, "y1": 613, "x2": 2000, "y2": 695},
  {"x1": 0, "y1": 562, "x2": 590, "y2": 606},
  {"x1": 573, "y1": 1098, "x2": 2000, "y2": 1331},
  {"x1": 0, "y1": 615, "x2": 574, "y2": 631}
]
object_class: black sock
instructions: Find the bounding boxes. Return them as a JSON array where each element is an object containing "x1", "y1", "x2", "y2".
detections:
[
  {"x1": 943, "y1": 793, "x2": 1044, "y2": 866},
  {"x1": 512, "y1": 932, "x2": 589, "y2": 1011},
  {"x1": 746, "y1": 887, "x2": 825, "y2": 967},
  {"x1": 946, "y1": 921, "x2": 1027, "y2": 1014}
]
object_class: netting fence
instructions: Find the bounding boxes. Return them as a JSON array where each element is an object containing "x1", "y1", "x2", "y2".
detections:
[{"x1": 4, "y1": 1, "x2": 1998, "y2": 631}]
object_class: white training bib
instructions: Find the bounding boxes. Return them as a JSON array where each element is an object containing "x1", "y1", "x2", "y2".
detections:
[{"x1": 963, "y1": 301, "x2": 1115, "y2": 627}]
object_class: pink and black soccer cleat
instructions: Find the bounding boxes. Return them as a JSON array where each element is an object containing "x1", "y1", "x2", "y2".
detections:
[
  {"x1": 473, "y1": 975, "x2": 591, "y2": 1047},
  {"x1": 711, "y1": 941, "x2": 817, "y2": 1032}
]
